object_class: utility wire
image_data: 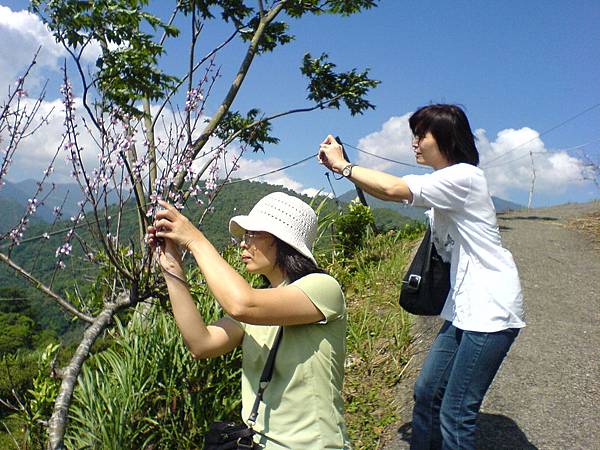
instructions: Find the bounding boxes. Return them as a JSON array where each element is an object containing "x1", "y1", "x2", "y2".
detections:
[
  {"x1": 0, "y1": 134, "x2": 478, "y2": 248},
  {"x1": 340, "y1": 141, "x2": 426, "y2": 170},
  {"x1": 482, "y1": 102, "x2": 600, "y2": 167},
  {"x1": 483, "y1": 136, "x2": 600, "y2": 170},
  {"x1": 226, "y1": 153, "x2": 316, "y2": 184}
]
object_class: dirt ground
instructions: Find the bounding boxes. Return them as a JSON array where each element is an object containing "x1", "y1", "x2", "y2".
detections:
[{"x1": 382, "y1": 201, "x2": 600, "y2": 450}]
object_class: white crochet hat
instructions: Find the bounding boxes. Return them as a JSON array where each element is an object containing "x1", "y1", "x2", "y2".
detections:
[{"x1": 229, "y1": 192, "x2": 318, "y2": 265}]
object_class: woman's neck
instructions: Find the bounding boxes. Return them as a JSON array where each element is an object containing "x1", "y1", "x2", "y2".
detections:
[{"x1": 265, "y1": 267, "x2": 286, "y2": 287}]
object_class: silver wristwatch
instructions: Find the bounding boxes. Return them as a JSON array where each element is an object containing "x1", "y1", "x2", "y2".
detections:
[{"x1": 341, "y1": 163, "x2": 355, "y2": 178}]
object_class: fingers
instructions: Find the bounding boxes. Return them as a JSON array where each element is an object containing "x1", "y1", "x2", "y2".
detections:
[
  {"x1": 144, "y1": 228, "x2": 163, "y2": 252},
  {"x1": 155, "y1": 200, "x2": 182, "y2": 221},
  {"x1": 153, "y1": 219, "x2": 172, "y2": 235},
  {"x1": 158, "y1": 199, "x2": 175, "y2": 210},
  {"x1": 155, "y1": 207, "x2": 174, "y2": 222},
  {"x1": 320, "y1": 134, "x2": 335, "y2": 145}
]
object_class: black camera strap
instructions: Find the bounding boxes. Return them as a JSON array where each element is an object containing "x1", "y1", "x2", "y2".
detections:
[{"x1": 247, "y1": 326, "x2": 283, "y2": 427}]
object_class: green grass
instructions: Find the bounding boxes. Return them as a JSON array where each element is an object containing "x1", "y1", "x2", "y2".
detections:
[{"x1": 331, "y1": 230, "x2": 422, "y2": 449}]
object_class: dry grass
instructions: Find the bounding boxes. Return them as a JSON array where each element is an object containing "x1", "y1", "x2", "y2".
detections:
[{"x1": 567, "y1": 210, "x2": 600, "y2": 243}]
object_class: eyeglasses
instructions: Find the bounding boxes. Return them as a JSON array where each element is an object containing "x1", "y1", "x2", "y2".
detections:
[{"x1": 232, "y1": 231, "x2": 268, "y2": 246}]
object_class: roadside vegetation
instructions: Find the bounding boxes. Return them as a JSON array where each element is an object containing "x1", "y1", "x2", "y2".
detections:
[
  {"x1": 568, "y1": 208, "x2": 600, "y2": 243},
  {"x1": 1, "y1": 200, "x2": 425, "y2": 449}
]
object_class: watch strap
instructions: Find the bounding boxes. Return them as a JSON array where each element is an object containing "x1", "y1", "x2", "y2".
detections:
[{"x1": 342, "y1": 163, "x2": 355, "y2": 178}]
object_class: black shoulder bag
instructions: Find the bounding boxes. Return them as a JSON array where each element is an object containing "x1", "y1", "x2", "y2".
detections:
[
  {"x1": 203, "y1": 327, "x2": 283, "y2": 450},
  {"x1": 399, "y1": 226, "x2": 451, "y2": 316}
]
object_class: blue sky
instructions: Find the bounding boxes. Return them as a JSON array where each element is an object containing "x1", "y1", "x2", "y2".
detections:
[{"x1": 1, "y1": 1, "x2": 599, "y2": 207}]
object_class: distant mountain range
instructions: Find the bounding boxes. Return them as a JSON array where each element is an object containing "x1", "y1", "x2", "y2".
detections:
[
  {"x1": 1, "y1": 179, "x2": 86, "y2": 223},
  {"x1": 338, "y1": 189, "x2": 524, "y2": 220}
]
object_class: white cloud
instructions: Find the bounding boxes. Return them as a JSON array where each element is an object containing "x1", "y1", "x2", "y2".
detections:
[
  {"x1": 0, "y1": 6, "x2": 65, "y2": 90},
  {"x1": 3, "y1": 97, "x2": 84, "y2": 182},
  {"x1": 477, "y1": 127, "x2": 589, "y2": 197},
  {"x1": 0, "y1": 6, "x2": 100, "y2": 92},
  {"x1": 355, "y1": 113, "x2": 415, "y2": 172}
]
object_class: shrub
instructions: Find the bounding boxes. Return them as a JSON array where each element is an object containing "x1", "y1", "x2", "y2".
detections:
[{"x1": 333, "y1": 200, "x2": 375, "y2": 258}]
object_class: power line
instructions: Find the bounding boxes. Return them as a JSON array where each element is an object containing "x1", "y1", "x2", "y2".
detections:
[
  {"x1": 483, "y1": 136, "x2": 600, "y2": 170},
  {"x1": 340, "y1": 141, "x2": 426, "y2": 170},
  {"x1": 482, "y1": 102, "x2": 600, "y2": 167},
  {"x1": 226, "y1": 153, "x2": 316, "y2": 184},
  {"x1": 0, "y1": 138, "x2": 432, "y2": 248}
]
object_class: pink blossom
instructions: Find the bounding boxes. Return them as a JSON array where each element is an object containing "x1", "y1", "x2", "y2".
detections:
[
  {"x1": 27, "y1": 198, "x2": 38, "y2": 213},
  {"x1": 55, "y1": 243, "x2": 72, "y2": 257}
]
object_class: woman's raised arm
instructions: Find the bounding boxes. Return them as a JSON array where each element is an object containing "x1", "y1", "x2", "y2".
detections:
[
  {"x1": 318, "y1": 134, "x2": 414, "y2": 203},
  {"x1": 152, "y1": 201, "x2": 325, "y2": 327},
  {"x1": 146, "y1": 226, "x2": 244, "y2": 359}
]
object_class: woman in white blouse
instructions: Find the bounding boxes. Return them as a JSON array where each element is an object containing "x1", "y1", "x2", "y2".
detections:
[{"x1": 318, "y1": 104, "x2": 525, "y2": 450}]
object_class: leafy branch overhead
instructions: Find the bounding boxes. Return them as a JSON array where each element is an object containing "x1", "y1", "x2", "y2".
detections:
[
  {"x1": 31, "y1": 0, "x2": 380, "y2": 117},
  {"x1": 30, "y1": 0, "x2": 181, "y2": 114},
  {"x1": 215, "y1": 109, "x2": 279, "y2": 152},
  {"x1": 285, "y1": 0, "x2": 378, "y2": 17},
  {"x1": 302, "y1": 53, "x2": 380, "y2": 115}
]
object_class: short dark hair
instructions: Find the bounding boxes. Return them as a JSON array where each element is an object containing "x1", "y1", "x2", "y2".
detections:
[
  {"x1": 409, "y1": 104, "x2": 479, "y2": 166},
  {"x1": 274, "y1": 238, "x2": 326, "y2": 283}
]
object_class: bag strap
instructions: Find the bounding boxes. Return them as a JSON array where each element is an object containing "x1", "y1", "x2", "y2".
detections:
[
  {"x1": 247, "y1": 326, "x2": 284, "y2": 427},
  {"x1": 423, "y1": 226, "x2": 434, "y2": 272}
]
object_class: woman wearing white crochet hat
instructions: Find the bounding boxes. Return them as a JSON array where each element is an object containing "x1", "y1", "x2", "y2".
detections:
[{"x1": 146, "y1": 192, "x2": 350, "y2": 450}]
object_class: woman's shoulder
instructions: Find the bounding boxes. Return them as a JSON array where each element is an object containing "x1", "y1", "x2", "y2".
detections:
[
  {"x1": 438, "y1": 162, "x2": 482, "y2": 177},
  {"x1": 292, "y1": 273, "x2": 346, "y2": 322},
  {"x1": 432, "y1": 163, "x2": 486, "y2": 188},
  {"x1": 292, "y1": 272, "x2": 342, "y2": 291}
]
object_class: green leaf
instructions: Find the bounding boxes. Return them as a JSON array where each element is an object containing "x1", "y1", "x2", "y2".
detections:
[
  {"x1": 215, "y1": 109, "x2": 279, "y2": 152},
  {"x1": 301, "y1": 53, "x2": 380, "y2": 115}
]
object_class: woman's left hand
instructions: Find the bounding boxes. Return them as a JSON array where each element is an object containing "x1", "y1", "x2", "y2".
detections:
[{"x1": 153, "y1": 200, "x2": 205, "y2": 251}]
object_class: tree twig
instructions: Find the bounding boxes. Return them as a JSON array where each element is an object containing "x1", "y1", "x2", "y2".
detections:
[
  {"x1": 172, "y1": 2, "x2": 287, "y2": 192},
  {"x1": 0, "y1": 251, "x2": 94, "y2": 323}
]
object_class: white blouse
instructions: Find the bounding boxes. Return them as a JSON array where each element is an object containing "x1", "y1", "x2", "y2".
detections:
[{"x1": 404, "y1": 163, "x2": 525, "y2": 332}]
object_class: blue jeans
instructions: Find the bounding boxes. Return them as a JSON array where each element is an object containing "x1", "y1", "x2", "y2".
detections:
[{"x1": 410, "y1": 321, "x2": 519, "y2": 450}]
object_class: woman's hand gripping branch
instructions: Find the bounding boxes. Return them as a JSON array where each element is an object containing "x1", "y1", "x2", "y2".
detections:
[
  {"x1": 145, "y1": 200, "x2": 200, "y2": 285},
  {"x1": 145, "y1": 200, "x2": 244, "y2": 359}
]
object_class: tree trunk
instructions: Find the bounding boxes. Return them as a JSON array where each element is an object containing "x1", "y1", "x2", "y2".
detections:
[{"x1": 47, "y1": 293, "x2": 129, "y2": 450}]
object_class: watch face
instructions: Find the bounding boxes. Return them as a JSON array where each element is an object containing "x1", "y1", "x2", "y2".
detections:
[{"x1": 343, "y1": 165, "x2": 352, "y2": 177}]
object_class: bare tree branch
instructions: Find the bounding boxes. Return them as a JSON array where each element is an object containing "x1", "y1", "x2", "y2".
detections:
[
  {"x1": 172, "y1": 2, "x2": 287, "y2": 192},
  {"x1": 0, "y1": 251, "x2": 94, "y2": 323},
  {"x1": 151, "y1": 26, "x2": 241, "y2": 132}
]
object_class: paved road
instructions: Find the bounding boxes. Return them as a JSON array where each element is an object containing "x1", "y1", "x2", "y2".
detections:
[{"x1": 382, "y1": 201, "x2": 600, "y2": 450}]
